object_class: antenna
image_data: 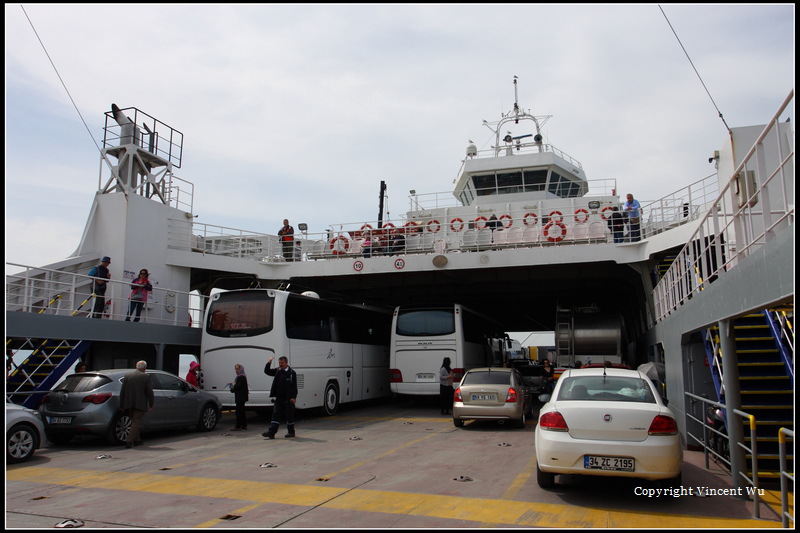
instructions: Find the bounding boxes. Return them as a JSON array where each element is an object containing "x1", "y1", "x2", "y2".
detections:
[{"x1": 513, "y1": 76, "x2": 520, "y2": 123}]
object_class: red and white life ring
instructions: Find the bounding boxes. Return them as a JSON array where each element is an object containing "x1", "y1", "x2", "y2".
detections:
[
  {"x1": 574, "y1": 209, "x2": 589, "y2": 224},
  {"x1": 474, "y1": 216, "x2": 488, "y2": 230},
  {"x1": 549, "y1": 210, "x2": 564, "y2": 222},
  {"x1": 383, "y1": 222, "x2": 395, "y2": 229},
  {"x1": 404, "y1": 222, "x2": 418, "y2": 232},
  {"x1": 450, "y1": 217, "x2": 464, "y2": 232},
  {"x1": 523, "y1": 212, "x2": 538, "y2": 227},
  {"x1": 427, "y1": 219, "x2": 440, "y2": 233},
  {"x1": 600, "y1": 206, "x2": 614, "y2": 221},
  {"x1": 499, "y1": 214, "x2": 513, "y2": 228},
  {"x1": 330, "y1": 235, "x2": 350, "y2": 255},
  {"x1": 543, "y1": 221, "x2": 567, "y2": 242},
  {"x1": 360, "y1": 223, "x2": 373, "y2": 232}
]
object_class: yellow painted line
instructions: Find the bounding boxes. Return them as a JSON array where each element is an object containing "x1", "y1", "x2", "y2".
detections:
[{"x1": 7, "y1": 466, "x2": 780, "y2": 528}]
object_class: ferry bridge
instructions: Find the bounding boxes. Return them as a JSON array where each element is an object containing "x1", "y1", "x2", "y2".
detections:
[{"x1": 6, "y1": 93, "x2": 794, "y2": 525}]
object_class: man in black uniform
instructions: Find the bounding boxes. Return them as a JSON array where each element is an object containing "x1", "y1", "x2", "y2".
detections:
[{"x1": 262, "y1": 355, "x2": 298, "y2": 439}]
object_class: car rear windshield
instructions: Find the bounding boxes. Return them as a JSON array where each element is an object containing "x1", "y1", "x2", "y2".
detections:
[
  {"x1": 556, "y1": 376, "x2": 655, "y2": 403},
  {"x1": 53, "y1": 374, "x2": 113, "y2": 393},
  {"x1": 461, "y1": 370, "x2": 511, "y2": 385}
]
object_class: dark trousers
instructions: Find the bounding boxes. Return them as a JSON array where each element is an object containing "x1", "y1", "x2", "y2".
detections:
[
  {"x1": 235, "y1": 401, "x2": 247, "y2": 428},
  {"x1": 282, "y1": 241, "x2": 294, "y2": 261},
  {"x1": 92, "y1": 295, "x2": 106, "y2": 319},
  {"x1": 440, "y1": 385, "x2": 452, "y2": 413},
  {"x1": 126, "y1": 301, "x2": 144, "y2": 321},
  {"x1": 127, "y1": 408, "x2": 146, "y2": 444},
  {"x1": 268, "y1": 398, "x2": 295, "y2": 435}
]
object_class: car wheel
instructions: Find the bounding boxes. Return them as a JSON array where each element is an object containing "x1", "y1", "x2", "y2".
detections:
[
  {"x1": 107, "y1": 412, "x2": 132, "y2": 445},
  {"x1": 7, "y1": 423, "x2": 39, "y2": 464},
  {"x1": 45, "y1": 430, "x2": 73, "y2": 446},
  {"x1": 515, "y1": 411, "x2": 526, "y2": 429},
  {"x1": 453, "y1": 418, "x2": 464, "y2": 428},
  {"x1": 536, "y1": 463, "x2": 555, "y2": 488},
  {"x1": 323, "y1": 382, "x2": 339, "y2": 416},
  {"x1": 198, "y1": 404, "x2": 219, "y2": 431}
]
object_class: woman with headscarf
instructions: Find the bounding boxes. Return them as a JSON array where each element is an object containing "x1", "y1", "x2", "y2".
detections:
[
  {"x1": 439, "y1": 357, "x2": 454, "y2": 415},
  {"x1": 230, "y1": 363, "x2": 249, "y2": 430}
]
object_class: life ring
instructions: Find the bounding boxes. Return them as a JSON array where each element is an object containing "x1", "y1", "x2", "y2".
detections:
[
  {"x1": 523, "y1": 212, "x2": 538, "y2": 227},
  {"x1": 574, "y1": 209, "x2": 589, "y2": 224},
  {"x1": 474, "y1": 216, "x2": 488, "y2": 230},
  {"x1": 427, "y1": 219, "x2": 440, "y2": 233},
  {"x1": 549, "y1": 210, "x2": 563, "y2": 222},
  {"x1": 450, "y1": 217, "x2": 464, "y2": 232},
  {"x1": 383, "y1": 222, "x2": 395, "y2": 229},
  {"x1": 499, "y1": 214, "x2": 513, "y2": 228},
  {"x1": 543, "y1": 221, "x2": 567, "y2": 242},
  {"x1": 600, "y1": 206, "x2": 614, "y2": 220},
  {"x1": 330, "y1": 236, "x2": 350, "y2": 255},
  {"x1": 360, "y1": 223, "x2": 373, "y2": 232}
]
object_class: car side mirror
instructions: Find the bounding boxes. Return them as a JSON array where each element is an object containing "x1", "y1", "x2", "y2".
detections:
[{"x1": 538, "y1": 393, "x2": 551, "y2": 403}]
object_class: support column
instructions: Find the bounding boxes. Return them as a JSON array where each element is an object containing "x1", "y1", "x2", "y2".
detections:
[{"x1": 718, "y1": 318, "x2": 748, "y2": 498}]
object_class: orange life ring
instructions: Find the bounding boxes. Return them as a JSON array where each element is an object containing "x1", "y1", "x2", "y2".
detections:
[
  {"x1": 523, "y1": 212, "x2": 538, "y2": 227},
  {"x1": 427, "y1": 219, "x2": 440, "y2": 233},
  {"x1": 499, "y1": 214, "x2": 513, "y2": 228},
  {"x1": 543, "y1": 221, "x2": 566, "y2": 242},
  {"x1": 549, "y1": 210, "x2": 563, "y2": 221},
  {"x1": 600, "y1": 206, "x2": 615, "y2": 220},
  {"x1": 330, "y1": 235, "x2": 350, "y2": 255},
  {"x1": 574, "y1": 209, "x2": 589, "y2": 224},
  {"x1": 450, "y1": 217, "x2": 464, "y2": 232},
  {"x1": 474, "y1": 216, "x2": 488, "y2": 230}
]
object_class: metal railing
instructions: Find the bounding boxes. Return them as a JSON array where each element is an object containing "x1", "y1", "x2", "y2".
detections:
[
  {"x1": 5, "y1": 263, "x2": 206, "y2": 327},
  {"x1": 778, "y1": 428, "x2": 795, "y2": 528},
  {"x1": 653, "y1": 90, "x2": 795, "y2": 322},
  {"x1": 685, "y1": 392, "x2": 763, "y2": 519},
  {"x1": 640, "y1": 173, "x2": 720, "y2": 237}
]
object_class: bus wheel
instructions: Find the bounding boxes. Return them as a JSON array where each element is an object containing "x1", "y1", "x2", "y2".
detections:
[{"x1": 323, "y1": 382, "x2": 339, "y2": 416}]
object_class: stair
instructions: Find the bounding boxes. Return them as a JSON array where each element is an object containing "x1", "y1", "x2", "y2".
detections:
[{"x1": 6, "y1": 339, "x2": 91, "y2": 408}]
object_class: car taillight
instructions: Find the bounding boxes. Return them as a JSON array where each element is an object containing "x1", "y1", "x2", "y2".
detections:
[
  {"x1": 648, "y1": 415, "x2": 678, "y2": 435},
  {"x1": 506, "y1": 387, "x2": 518, "y2": 403},
  {"x1": 539, "y1": 411, "x2": 568, "y2": 431},
  {"x1": 452, "y1": 368, "x2": 465, "y2": 382},
  {"x1": 389, "y1": 369, "x2": 403, "y2": 383},
  {"x1": 82, "y1": 392, "x2": 113, "y2": 404},
  {"x1": 454, "y1": 387, "x2": 462, "y2": 402}
]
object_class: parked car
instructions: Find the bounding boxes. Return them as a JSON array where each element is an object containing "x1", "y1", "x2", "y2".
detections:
[
  {"x1": 583, "y1": 363, "x2": 631, "y2": 369},
  {"x1": 7, "y1": 402, "x2": 46, "y2": 463},
  {"x1": 513, "y1": 363, "x2": 550, "y2": 395},
  {"x1": 40, "y1": 369, "x2": 222, "y2": 446},
  {"x1": 453, "y1": 367, "x2": 532, "y2": 428},
  {"x1": 535, "y1": 368, "x2": 683, "y2": 488}
]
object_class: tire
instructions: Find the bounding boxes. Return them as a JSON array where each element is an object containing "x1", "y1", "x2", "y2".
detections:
[
  {"x1": 198, "y1": 404, "x2": 220, "y2": 431},
  {"x1": 7, "y1": 423, "x2": 39, "y2": 464},
  {"x1": 453, "y1": 418, "x2": 464, "y2": 428},
  {"x1": 323, "y1": 382, "x2": 339, "y2": 416},
  {"x1": 536, "y1": 463, "x2": 555, "y2": 488},
  {"x1": 107, "y1": 412, "x2": 132, "y2": 445},
  {"x1": 515, "y1": 411, "x2": 526, "y2": 429}
]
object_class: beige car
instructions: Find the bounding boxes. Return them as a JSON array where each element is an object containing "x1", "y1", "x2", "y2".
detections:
[{"x1": 453, "y1": 367, "x2": 532, "y2": 428}]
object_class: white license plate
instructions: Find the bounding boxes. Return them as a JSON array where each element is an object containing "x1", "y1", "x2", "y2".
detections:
[
  {"x1": 471, "y1": 394, "x2": 496, "y2": 401},
  {"x1": 584, "y1": 455, "x2": 634, "y2": 471},
  {"x1": 48, "y1": 417, "x2": 73, "y2": 425},
  {"x1": 416, "y1": 373, "x2": 436, "y2": 381}
]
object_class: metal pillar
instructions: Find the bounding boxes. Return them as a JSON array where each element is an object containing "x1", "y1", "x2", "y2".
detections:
[{"x1": 717, "y1": 318, "x2": 748, "y2": 497}]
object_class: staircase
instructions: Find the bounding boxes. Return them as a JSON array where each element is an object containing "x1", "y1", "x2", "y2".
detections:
[
  {"x1": 6, "y1": 339, "x2": 91, "y2": 408},
  {"x1": 706, "y1": 310, "x2": 794, "y2": 478}
]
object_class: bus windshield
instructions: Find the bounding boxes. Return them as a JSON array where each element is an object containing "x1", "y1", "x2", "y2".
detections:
[
  {"x1": 395, "y1": 308, "x2": 455, "y2": 336},
  {"x1": 206, "y1": 291, "x2": 274, "y2": 338}
]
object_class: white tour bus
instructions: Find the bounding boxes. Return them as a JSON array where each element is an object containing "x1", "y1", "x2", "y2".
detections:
[
  {"x1": 201, "y1": 289, "x2": 392, "y2": 415},
  {"x1": 389, "y1": 303, "x2": 508, "y2": 396}
]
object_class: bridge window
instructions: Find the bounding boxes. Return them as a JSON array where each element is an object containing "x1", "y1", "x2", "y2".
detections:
[
  {"x1": 548, "y1": 172, "x2": 581, "y2": 198},
  {"x1": 497, "y1": 171, "x2": 522, "y2": 194},
  {"x1": 473, "y1": 174, "x2": 497, "y2": 196},
  {"x1": 523, "y1": 169, "x2": 548, "y2": 193}
]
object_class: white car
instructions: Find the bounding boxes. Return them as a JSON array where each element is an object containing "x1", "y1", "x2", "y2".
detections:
[
  {"x1": 535, "y1": 368, "x2": 683, "y2": 488},
  {"x1": 6, "y1": 402, "x2": 46, "y2": 464}
]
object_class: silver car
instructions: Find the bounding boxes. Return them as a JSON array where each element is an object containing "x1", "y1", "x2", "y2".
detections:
[
  {"x1": 40, "y1": 369, "x2": 222, "y2": 446},
  {"x1": 7, "y1": 402, "x2": 46, "y2": 463},
  {"x1": 453, "y1": 367, "x2": 533, "y2": 428}
]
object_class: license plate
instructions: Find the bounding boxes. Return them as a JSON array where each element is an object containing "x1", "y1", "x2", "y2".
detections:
[
  {"x1": 584, "y1": 455, "x2": 634, "y2": 471},
  {"x1": 48, "y1": 417, "x2": 73, "y2": 425},
  {"x1": 471, "y1": 394, "x2": 496, "y2": 401},
  {"x1": 416, "y1": 373, "x2": 436, "y2": 381}
]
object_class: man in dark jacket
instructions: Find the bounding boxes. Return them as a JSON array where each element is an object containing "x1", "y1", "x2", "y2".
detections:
[
  {"x1": 262, "y1": 356, "x2": 298, "y2": 439},
  {"x1": 607, "y1": 207, "x2": 625, "y2": 243},
  {"x1": 119, "y1": 360, "x2": 155, "y2": 448},
  {"x1": 88, "y1": 256, "x2": 111, "y2": 318}
]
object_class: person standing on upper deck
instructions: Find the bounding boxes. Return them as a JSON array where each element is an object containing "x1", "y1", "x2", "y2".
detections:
[
  {"x1": 623, "y1": 194, "x2": 642, "y2": 242},
  {"x1": 278, "y1": 219, "x2": 295, "y2": 261},
  {"x1": 88, "y1": 256, "x2": 111, "y2": 319}
]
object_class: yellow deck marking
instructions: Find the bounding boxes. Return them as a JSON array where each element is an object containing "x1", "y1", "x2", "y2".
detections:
[{"x1": 7, "y1": 466, "x2": 780, "y2": 528}]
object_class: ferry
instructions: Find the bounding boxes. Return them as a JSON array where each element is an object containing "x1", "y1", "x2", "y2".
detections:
[{"x1": 6, "y1": 80, "x2": 794, "y2": 527}]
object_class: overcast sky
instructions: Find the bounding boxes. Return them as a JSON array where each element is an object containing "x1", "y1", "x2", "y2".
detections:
[{"x1": 5, "y1": 4, "x2": 795, "y2": 273}]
